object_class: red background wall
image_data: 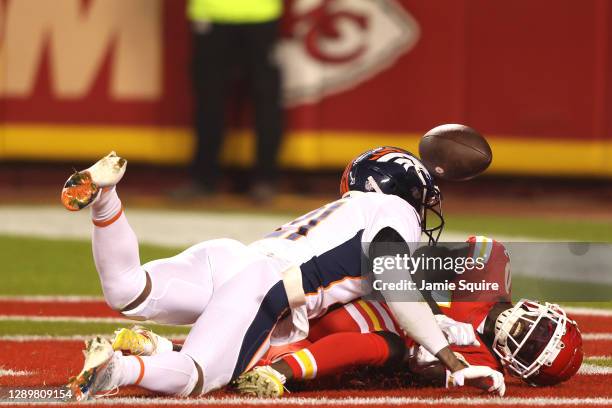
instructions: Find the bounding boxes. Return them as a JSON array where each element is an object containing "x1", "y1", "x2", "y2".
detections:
[{"x1": 1, "y1": 0, "x2": 611, "y2": 175}]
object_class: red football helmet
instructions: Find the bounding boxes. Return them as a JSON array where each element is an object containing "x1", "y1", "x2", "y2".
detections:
[{"x1": 492, "y1": 299, "x2": 583, "y2": 386}]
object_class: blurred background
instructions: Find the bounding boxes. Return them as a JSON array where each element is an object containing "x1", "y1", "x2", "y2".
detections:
[
  {"x1": 2, "y1": 0, "x2": 612, "y2": 203},
  {"x1": 1, "y1": 0, "x2": 612, "y2": 300}
]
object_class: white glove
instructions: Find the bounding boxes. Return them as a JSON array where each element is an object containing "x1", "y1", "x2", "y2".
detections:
[
  {"x1": 413, "y1": 345, "x2": 469, "y2": 368},
  {"x1": 446, "y1": 365, "x2": 506, "y2": 397},
  {"x1": 435, "y1": 314, "x2": 480, "y2": 347},
  {"x1": 414, "y1": 344, "x2": 438, "y2": 366}
]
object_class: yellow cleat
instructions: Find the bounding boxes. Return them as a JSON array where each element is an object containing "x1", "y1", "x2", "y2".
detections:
[
  {"x1": 111, "y1": 326, "x2": 172, "y2": 356},
  {"x1": 233, "y1": 366, "x2": 286, "y2": 398}
]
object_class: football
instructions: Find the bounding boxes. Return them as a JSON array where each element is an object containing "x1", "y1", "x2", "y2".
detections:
[{"x1": 418, "y1": 124, "x2": 492, "y2": 181}]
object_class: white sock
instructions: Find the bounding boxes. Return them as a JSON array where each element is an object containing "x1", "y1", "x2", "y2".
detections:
[
  {"x1": 118, "y1": 352, "x2": 198, "y2": 396},
  {"x1": 91, "y1": 189, "x2": 146, "y2": 310},
  {"x1": 91, "y1": 187, "x2": 122, "y2": 223}
]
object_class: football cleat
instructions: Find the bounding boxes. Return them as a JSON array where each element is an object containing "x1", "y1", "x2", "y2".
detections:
[
  {"x1": 112, "y1": 326, "x2": 173, "y2": 356},
  {"x1": 233, "y1": 366, "x2": 286, "y2": 398},
  {"x1": 67, "y1": 337, "x2": 122, "y2": 401},
  {"x1": 61, "y1": 151, "x2": 127, "y2": 211}
]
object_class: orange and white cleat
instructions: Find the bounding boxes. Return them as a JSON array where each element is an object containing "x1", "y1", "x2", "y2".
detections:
[
  {"x1": 66, "y1": 337, "x2": 122, "y2": 401},
  {"x1": 111, "y1": 326, "x2": 173, "y2": 356},
  {"x1": 61, "y1": 151, "x2": 127, "y2": 211}
]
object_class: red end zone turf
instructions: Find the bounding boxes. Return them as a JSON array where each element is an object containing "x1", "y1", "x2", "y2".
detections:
[
  {"x1": 0, "y1": 302, "x2": 610, "y2": 407},
  {"x1": 0, "y1": 338, "x2": 610, "y2": 406}
]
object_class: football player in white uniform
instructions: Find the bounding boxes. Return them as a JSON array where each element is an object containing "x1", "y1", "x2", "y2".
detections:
[{"x1": 63, "y1": 148, "x2": 504, "y2": 400}]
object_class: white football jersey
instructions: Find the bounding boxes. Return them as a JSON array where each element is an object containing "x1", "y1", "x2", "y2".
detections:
[{"x1": 249, "y1": 191, "x2": 421, "y2": 320}]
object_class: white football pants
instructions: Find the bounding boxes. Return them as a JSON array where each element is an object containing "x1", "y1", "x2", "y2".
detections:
[{"x1": 91, "y1": 211, "x2": 289, "y2": 394}]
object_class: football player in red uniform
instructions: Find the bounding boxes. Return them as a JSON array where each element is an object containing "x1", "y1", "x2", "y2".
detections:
[{"x1": 234, "y1": 236, "x2": 582, "y2": 396}]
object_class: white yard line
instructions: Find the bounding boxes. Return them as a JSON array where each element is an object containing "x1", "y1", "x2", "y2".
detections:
[
  {"x1": 0, "y1": 368, "x2": 32, "y2": 377},
  {"x1": 583, "y1": 333, "x2": 612, "y2": 340},
  {"x1": 578, "y1": 364, "x2": 612, "y2": 375},
  {"x1": 0, "y1": 295, "x2": 103, "y2": 302},
  {"x1": 0, "y1": 315, "x2": 136, "y2": 324},
  {"x1": 0, "y1": 396, "x2": 610, "y2": 406},
  {"x1": 565, "y1": 307, "x2": 612, "y2": 317}
]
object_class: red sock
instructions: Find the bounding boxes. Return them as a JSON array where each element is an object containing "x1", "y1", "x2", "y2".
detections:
[{"x1": 282, "y1": 332, "x2": 389, "y2": 380}]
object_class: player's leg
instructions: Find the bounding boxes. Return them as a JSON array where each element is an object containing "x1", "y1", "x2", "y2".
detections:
[
  {"x1": 235, "y1": 299, "x2": 405, "y2": 397},
  {"x1": 93, "y1": 208, "x2": 254, "y2": 324},
  {"x1": 62, "y1": 153, "x2": 230, "y2": 324},
  {"x1": 190, "y1": 24, "x2": 232, "y2": 191},
  {"x1": 277, "y1": 331, "x2": 404, "y2": 380},
  {"x1": 68, "y1": 337, "x2": 199, "y2": 400},
  {"x1": 61, "y1": 152, "x2": 146, "y2": 312},
  {"x1": 234, "y1": 331, "x2": 404, "y2": 397},
  {"x1": 91, "y1": 193, "x2": 219, "y2": 323},
  {"x1": 180, "y1": 259, "x2": 289, "y2": 394},
  {"x1": 89, "y1": 189, "x2": 148, "y2": 313},
  {"x1": 244, "y1": 20, "x2": 282, "y2": 188},
  {"x1": 70, "y1": 259, "x2": 289, "y2": 399},
  {"x1": 122, "y1": 238, "x2": 247, "y2": 324},
  {"x1": 86, "y1": 184, "x2": 212, "y2": 322},
  {"x1": 290, "y1": 299, "x2": 405, "y2": 379},
  {"x1": 308, "y1": 299, "x2": 400, "y2": 341}
]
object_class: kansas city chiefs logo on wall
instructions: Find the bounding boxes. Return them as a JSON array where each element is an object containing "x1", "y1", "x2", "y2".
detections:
[{"x1": 279, "y1": 0, "x2": 420, "y2": 106}]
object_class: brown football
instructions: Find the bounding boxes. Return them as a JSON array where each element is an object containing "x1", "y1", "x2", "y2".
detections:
[{"x1": 418, "y1": 124, "x2": 492, "y2": 181}]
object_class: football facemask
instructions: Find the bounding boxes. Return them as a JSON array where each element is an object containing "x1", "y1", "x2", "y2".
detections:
[{"x1": 492, "y1": 299, "x2": 583, "y2": 386}]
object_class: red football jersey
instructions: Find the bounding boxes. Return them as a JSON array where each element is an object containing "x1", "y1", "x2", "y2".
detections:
[
  {"x1": 262, "y1": 236, "x2": 510, "y2": 370},
  {"x1": 439, "y1": 235, "x2": 511, "y2": 329}
]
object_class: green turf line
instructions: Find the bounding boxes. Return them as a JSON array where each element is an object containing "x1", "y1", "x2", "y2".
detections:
[
  {"x1": 511, "y1": 276, "x2": 612, "y2": 305},
  {"x1": 0, "y1": 235, "x2": 178, "y2": 295},
  {"x1": 585, "y1": 357, "x2": 612, "y2": 368},
  {"x1": 445, "y1": 214, "x2": 612, "y2": 241},
  {"x1": 0, "y1": 320, "x2": 190, "y2": 337}
]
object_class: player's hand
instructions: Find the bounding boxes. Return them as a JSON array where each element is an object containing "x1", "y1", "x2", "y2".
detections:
[
  {"x1": 446, "y1": 365, "x2": 506, "y2": 397},
  {"x1": 414, "y1": 344, "x2": 438, "y2": 366},
  {"x1": 435, "y1": 314, "x2": 480, "y2": 347},
  {"x1": 413, "y1": 345, "x2": 469, "y2": 368}
]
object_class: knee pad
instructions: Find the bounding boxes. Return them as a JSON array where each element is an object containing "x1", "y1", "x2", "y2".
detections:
[
  {"x1": 101, "y1": 265, "x2": 147, "y2": 311},
  {"x1": 121, "y1": 269, "x2": 212, "y2": 325},
  {"x1": 374, "y1": 331, "x2": 406, "y2": 368}
]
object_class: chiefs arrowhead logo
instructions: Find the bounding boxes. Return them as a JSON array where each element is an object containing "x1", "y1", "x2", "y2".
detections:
[{"x1": 279, "y1": 0, "x2": 420, "y2": 106}]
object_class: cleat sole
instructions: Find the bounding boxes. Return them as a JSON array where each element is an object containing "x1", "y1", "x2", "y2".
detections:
[
  {"x1": 60, "y1": 152, "x2": 127, "y2": 211},
  {"x1": 61, "y1": 171, "x2": 100, "y2": 211}
]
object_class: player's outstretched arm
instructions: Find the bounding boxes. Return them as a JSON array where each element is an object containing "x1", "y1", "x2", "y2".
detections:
[
  {"x1": 409, "y1": 346, "x2": 506, "y2": 396},
  {"x1": 369, "y1": 229, "x2": 479, "y2": 375}
]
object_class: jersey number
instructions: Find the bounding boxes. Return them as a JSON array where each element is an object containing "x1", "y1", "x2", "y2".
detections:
[{"x1": 266, "y1": 200, "x2": 346, "y2": 241}]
